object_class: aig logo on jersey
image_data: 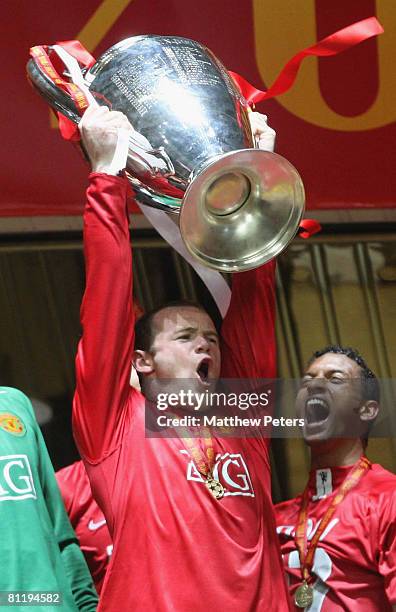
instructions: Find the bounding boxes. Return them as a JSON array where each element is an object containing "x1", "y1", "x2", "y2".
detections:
[
  {"x1": 182, "y1": 451, "x2": 255, "y2": 497},
  {"x1": 0, "y1": 455, "x2": 37, "y2": 501}
]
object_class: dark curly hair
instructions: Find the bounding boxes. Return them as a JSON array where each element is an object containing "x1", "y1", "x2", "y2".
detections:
[{"x1": 307, "y1": 345, "x2": 379, "y2": 403}]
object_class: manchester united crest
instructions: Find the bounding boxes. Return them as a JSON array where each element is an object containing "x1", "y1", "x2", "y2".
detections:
[{"x1": 0, "y1": 413, "x2": 26, "y2": 436}]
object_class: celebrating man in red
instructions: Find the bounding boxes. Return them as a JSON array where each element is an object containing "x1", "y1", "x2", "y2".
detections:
[
  {"x1": 275, "y1": 346, "x2": 396, "y2": 611},
  {"x1": 56, "y1": 308, "x2": 143, "y2": 593},
  {"x1": 72, "y1": 105, "x2": 290, "y2": 610},
  {"x1": 56, "y1": 460, "x2": 112, "y2": 594}
]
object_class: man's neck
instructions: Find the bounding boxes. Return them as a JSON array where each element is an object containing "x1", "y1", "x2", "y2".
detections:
[{"x1": 310, "y1": 438, "x2": 365, "y2": 470}]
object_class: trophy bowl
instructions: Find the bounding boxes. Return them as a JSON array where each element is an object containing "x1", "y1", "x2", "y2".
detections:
[{"x1": 27, "y1": 35, "x2": 305, "y2": 271}]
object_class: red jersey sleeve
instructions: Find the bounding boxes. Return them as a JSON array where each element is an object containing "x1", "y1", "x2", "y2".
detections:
[
  {"x1": 378, "y1": 490, "x2": 396, "y2": 604},
  {"x1": 72, "y1": 173, "x2": 135, "y2": 463},
  {"x1": 220, "y1": 260, "x2": 276, "y2": 379},
  {"x1": 56, "y1": 463, "x2": 78, "y2": 521},
  {"x1": 56, "y1": 461, "x2": 91, "y2": 526}
]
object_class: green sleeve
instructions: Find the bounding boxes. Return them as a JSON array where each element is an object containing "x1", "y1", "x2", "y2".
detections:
[
  {"x1": 59, "y1": 543, "x2": 99, "y2": 611},
  {"x1": 27, "y1": 399, "x2": 98, "y2": 610}
]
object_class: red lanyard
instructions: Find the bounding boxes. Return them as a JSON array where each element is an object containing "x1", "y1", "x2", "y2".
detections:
[
  {"x1": 182, "y1": 430, "x2": 215, "y2": 478},
  {"x1": 295, "y1": 456, "x2": 371, "y2": 583},
  {"x1": 179, "y1": 427, "x2": 225, "y2": 500}
]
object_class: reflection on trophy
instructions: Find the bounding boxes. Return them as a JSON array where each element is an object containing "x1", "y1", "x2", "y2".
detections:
[{"x1": 27, "y1": 35, "x2": 305, "y2": 271}]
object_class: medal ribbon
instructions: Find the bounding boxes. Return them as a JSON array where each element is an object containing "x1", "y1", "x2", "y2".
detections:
[
  {"x1": 29, "y1": 45, "x2": 93, "y2": 141},
  {"x1": 295, "y1": 455, "x2": 371, "y2": 583},
  {"x1": 179, "y1": 427, "x2": 216, "y2": 479},
  {"x1": 29, "y1": 46, "x2": 91, "y2": 110}
]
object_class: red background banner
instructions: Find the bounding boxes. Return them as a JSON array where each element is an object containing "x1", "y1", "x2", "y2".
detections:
[{"x1": 3, "y1": 0, "x2": 395, "y2": 216}]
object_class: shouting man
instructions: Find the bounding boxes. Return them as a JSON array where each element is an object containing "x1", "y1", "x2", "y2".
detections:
[
  {"x1": 72, "y1": 105, "x2": 290, "y2": 611},
  {"x1": 275, "y1": 346, "x2": 396, "y2": 611}
]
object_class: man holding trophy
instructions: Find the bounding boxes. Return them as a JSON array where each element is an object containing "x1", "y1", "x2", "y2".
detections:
[
  {"x1": 73, "y1": 103, "x2": 290, "y2": 611},
  {"x1": 28, "y1": 34, "x2": 308, "y2": 609},
  {"x1": 25, "y1": 21, "x2": 386, "y2": 608}
]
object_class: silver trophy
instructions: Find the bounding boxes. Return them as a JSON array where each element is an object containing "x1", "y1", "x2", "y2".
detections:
[{"x1": 27, "y1": 35, "x2": 305, "y2": 271}]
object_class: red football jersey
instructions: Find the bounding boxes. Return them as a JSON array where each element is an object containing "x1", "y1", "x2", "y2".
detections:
[
  {"x1": 275, "y1": 460, "x2": 396, "y2": 611},
  {"x1": 72, "y1": 174, "x2": 290, "y2": 611},
  {"x1": 56, "y1": 460, "x2": 112, "y2": 594}
]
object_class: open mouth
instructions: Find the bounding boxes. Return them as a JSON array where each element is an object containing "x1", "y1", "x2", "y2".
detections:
[
  {"x1": 305, "y1": 398, "x2": 330, "y2": 425},
  {"x1": 196, "y1": 358, "x2": 210, "y2": 383}
]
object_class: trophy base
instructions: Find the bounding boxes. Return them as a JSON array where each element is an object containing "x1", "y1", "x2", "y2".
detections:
[{"x1": 179, "y1": 148, "x2": 305, "y2": 272}]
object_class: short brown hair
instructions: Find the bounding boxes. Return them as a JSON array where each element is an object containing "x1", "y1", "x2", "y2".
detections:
[{"x1": 134, "y1": 300, "x2": 210, "y2": 353}]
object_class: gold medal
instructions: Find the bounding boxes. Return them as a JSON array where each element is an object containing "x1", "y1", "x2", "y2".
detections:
[
  {"x1": 294, "y1": 581, "x2": 314, "y2": 608},
  {"x1": 179, "y1": 427, "x2": 225, "y2": 500},
  {"x1": 293, "y1": 458, "x2": 371, "y2": 610},
  {"x1": 205, "y1": 476, "x2": 225, "y2": 500}
]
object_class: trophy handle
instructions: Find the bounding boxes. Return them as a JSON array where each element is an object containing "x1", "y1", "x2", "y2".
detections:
[
  {"x1": 27, "y1": 57, "x2": 83, "y2": 124},
  {"x1": 27, "y1": 45, "x2": 176, "y2": 179}
]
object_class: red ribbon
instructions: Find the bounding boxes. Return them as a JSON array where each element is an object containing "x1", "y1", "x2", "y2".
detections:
[
  {"x1": 295, "y1": 457, "x2": 371, "y2": 583},
  {"x1": 56, "y1": 114, "x2": 79, "y2": 141},
  {"x1": 29, "y1": 19, "x2": 383, "y2": 235},
  {"x1": 32, "y1": 16, "x2": 383, "y2": 143},
  {"x1": 29, "y1": 44, "x2": 93, "y2": 141},
  {"x1": 53, "y1": 41, "x2": 98, "y2": 140},
  {"x1": 29, "y1": 41, "x2": 96, "y2": 141},
  {"x1": 229, "y1": 17, "x2": 383, "y2": 240},
  {"x1": 229, "y1": 16, "x2": 383, "y2": 105},
  {"x1": 298, "y1": 219, "x2": 322, "y2": 239},
  {"x1": 55, "y1": 40, "x2": 96, "y2": 68}
]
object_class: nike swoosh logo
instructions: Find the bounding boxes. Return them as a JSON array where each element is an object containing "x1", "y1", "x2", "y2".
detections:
[{"x1": 88, "y1": 518, "x2": 107, "y2": 531}]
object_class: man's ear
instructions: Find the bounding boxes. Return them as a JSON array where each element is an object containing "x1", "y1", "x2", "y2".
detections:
[
  {"x1": 359, "y1": 400, "x2": 379, "y2": 423},
  {"x1": 133, "y1": 350, "x2": 154, "y2": 375}
]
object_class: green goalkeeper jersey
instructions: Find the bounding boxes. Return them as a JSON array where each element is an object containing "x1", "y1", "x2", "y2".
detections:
[{"x1": 0, "y1": 387, "x2": 97, "y2": 611}]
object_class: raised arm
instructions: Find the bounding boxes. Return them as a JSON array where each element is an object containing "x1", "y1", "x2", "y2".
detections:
[
  {"x1": 72, "y1": 106, "x2": 136, "y2": 462},
  {"x1": 220, "y1": 260, "x2": 276, "y2": 379},
  {"x1": 220, "y1": 113, "x2": 277, "y2": 380}
]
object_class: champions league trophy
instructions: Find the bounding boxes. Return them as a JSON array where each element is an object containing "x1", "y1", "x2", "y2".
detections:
[{"x1": 27, "y1": 35, "x2": 305, "y2": 271}]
